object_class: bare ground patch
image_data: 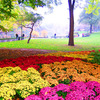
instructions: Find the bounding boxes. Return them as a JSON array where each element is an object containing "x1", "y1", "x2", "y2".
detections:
[{"x1": 0, "y1": 48, "x2": 57, "y2": 61}]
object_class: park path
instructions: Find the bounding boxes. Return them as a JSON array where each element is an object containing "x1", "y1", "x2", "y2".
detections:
[{"x1": 0, "y1": 48, "x2": 57, "y2": 61}]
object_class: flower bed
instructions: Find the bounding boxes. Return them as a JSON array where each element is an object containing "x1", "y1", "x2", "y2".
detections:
[
  {"x1": 0, "y1": 67, "x2": 50, "y2": 100},
  {"x1": 0, "y1": 50, "x2": 100, "y2": 100},
  {"x1": 25, "y1": 81, "x2": 100, "y2": 100},
  {"x1": 39, "y1": 60, "x2": 100, "y2": 86},
  {"x1": 0, "y1": 55, "x2": 84, "y2": 70}
]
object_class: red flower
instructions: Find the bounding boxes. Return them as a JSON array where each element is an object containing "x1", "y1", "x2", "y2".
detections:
[
  {"x1": 27, "y1": 65, "x2": 40, "y2": 70},
  {"x1": 19, "y1": 65, "x2": 25, "y2": 70},
  {"x1": 0, "y1": 64, "x2": 7, "y2": 68}
]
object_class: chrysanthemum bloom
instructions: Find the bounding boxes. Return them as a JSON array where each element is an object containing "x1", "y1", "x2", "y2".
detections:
[{"x1": 25, "y1": 94, "x2": 42, "y2": 100}]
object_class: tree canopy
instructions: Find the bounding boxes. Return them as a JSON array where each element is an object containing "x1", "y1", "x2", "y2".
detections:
[
  {"x1": 0, "y1": 0, "x2": 17, "y2": 31},
  {"x1": 0, "y1": 0, "x2": 45, "y2": 31},
  {"x1": 85, "y1": 0, "x2": 100, "y2": 15},
  {"x1": 79, "y1": 9, "x2": 100, "y2": 33}
]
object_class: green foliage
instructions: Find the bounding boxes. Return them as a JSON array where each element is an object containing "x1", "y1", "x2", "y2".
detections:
[
  {"x1": 63, "y1": 68, "x2": 67, "y2": 71},
  {"x1": 56, "y1": 91, "x2": 67, "y2": 99},
  {"x1": 85, "y1": 0, "x2": 100, "y2": 15},
  {"x1": 29, "y1": 79, "x2": 33, "y2": 84},
  {"x1": 41, "y1": 72, "x2": 45, "y2": 77},
  {"x1": 69, "y1": 75, "x2": 73, "y2": 79},
  {"x1": 37, "y1": 64, "x2": 42, "y2": 68},
  {"x1": 79, "y1": 9, "x2": 100, "y2": 25},
  {"x1": 0, "y1": 0, "x2": 17, "y2": 20},
  {"x1": 18, "y1": 0, "x2": 46, "y2": 9},
  {"x1": 0, "y1": 25, "x2": 8, "y2": 32},
  {"x1": 12, "y1": 95, "x2": 15, "y2": 99},
  {"x1": 79, "y1": 8, "x2": 100, "y2": 33},
  {"x1": 30, "y1": 92, "x2": 35, "y2": 95},
  {"x1": 51, "y1": 84, "x2": 55, "y2": 87},
  {"x1": 16, "y1": 90, "x2": 23, "y2": 98},
  {"x1": 24, "y1": 12, "x2": 43, "y2": 23},
  {"x1": 0, "y1": 97, "x2": 4, "y2": 100},
  {"x1": 88, "y1": 50, "x2": 100, "y2": 64},
  {"x1": 0, "y1": 83, "x2": 2, "y2": 87},
  {"x1": 35, "y1": 87, "x2": 40, "y2": 94},
  {"x1": 58, "y1": 79, "x2": 70, "y2": 84},
  {"x1": 0, "y1": 0, "x2": 13, "y2": 16},
  {"x1": 9, "y1": 71, "x2": 16, "y2": 75},
  {"x1": 0, "y1": 1, "x2": 18, "y2": 32},
  {"x1": 52, "y1": 77, "x2": 56, "y2": 79}
]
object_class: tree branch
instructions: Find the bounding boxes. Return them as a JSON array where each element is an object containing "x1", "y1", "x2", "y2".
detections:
[
  {"x1": 22, "y1": 24, "x2": 32, "y2": 29},
  {"x1": 72, "y1": 0, "x2": 75, "y2": 8},
  {"x1": 68, "y1": 0, "x2": 71, "y2": 8}
]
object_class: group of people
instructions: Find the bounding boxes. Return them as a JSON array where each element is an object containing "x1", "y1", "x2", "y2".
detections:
[{"x1": 15, "y1": 34, "x2": 25, "y2": 40}]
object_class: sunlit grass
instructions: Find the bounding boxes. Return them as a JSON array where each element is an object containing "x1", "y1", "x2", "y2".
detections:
[{"x1": 0, "y1": 32, "x2": 100, "y2": 51}]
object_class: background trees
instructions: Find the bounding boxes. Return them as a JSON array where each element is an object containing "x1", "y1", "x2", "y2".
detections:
[
  {"x1": 14, "y1": 4, "x2": 43, "y2": 43},
  {"x1": 0, "y1": 0, "x2": 43, "y2": 43},
  {"x1": 22, "y1": 12, "x2": 43, "y2": 43},
  {"x1": 85, "y1": 0, "x2": 100, "y2": 15},
  {"x1": 0, "y1": 0, "x2": 100, "y2": 46},
  {"x1": 79, "y1": 9, "x2": 100, "y2": 33}
]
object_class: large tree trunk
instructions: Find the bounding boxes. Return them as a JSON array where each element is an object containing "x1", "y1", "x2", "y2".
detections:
[
  {"x1": 27, "y1": 23, "x2": 34, "y2": 43},
  {"x1": 68, "y1": 0, "x2": 75, "y2": 46},
  {"x1": 90, "y1": 24, "x2": 92, "y2": 33}
]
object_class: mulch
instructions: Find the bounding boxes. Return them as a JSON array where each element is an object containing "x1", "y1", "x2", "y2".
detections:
[{"x1": 0, "y1": 48, "x2": 57, "y2": 61}]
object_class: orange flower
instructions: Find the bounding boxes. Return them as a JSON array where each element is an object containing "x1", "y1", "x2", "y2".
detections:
[{"x1": 39, "y1": 59, "x2": 100, "y2": 85}]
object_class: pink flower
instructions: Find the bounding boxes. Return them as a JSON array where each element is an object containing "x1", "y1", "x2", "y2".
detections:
[
  {"x1": 86, "y1": 81, "x2": 100, "y2": 90},
  {"x1": 53, "y1": 83, "x2": 70, "y2": 92},
  {"x1": 65, "y1": 90, "x2": 84, "y2": 100},
  {"x1": 49, "y1": 94, "x2": 64, "y2": 100},
  {"x1": 70, "y1": 81, "x2": 87, "y2": 92},
  {"x1": 86, "y1": 81, "x2": 100, "y2": 95},
  {"x1": 39, "y1": 87, "x2": 55, "y2": 99},
  {"x1": 25, "y1": 94, "x2": 42, "y2": 100},
  {"x1": 94, "y1": 94, "x2": 100, "y2": 100},
  {"x1": 95, "y1": 87, "x2": 100, "y2": 95}
]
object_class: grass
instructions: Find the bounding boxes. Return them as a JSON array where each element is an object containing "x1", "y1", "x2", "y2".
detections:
[{"x1": 0, "y1": 32, "x2": 100, "y2": 51}]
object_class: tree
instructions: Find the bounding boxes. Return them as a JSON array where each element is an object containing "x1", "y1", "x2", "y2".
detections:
[
  {"x1": 21, "y1": 12, "x2": 43, "y2": 43},
  {"x1": 68, "y1": 0, "x2": 75, "y2": 46},
  {"x1": 78, "y1": 9, "x2": 100, "y2": 33}
]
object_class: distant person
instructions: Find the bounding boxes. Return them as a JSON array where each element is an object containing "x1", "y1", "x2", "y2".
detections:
[
  {"x1": 77, "y1": 33, "x2": 79, "y2": 37},
  {"x1": 54, "y1": 33, "x2": 56, "y2": 39},
  {"x1": 82, "y1": 33, "x2": 84, "y2": 37},
  {"x1": 21, "y1": 34, "x2": 25, "y2": 40},
  {"x1": 16, "y1": 34, "x2": 18, "y2": 39},
  {"x1": 18, "y1": 37, "x2": 20, "y2": 40}
]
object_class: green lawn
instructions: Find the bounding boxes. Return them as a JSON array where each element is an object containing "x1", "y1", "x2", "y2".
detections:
[{"x1": 0, "y1": 32, "x2": 100, "y2": 51}]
